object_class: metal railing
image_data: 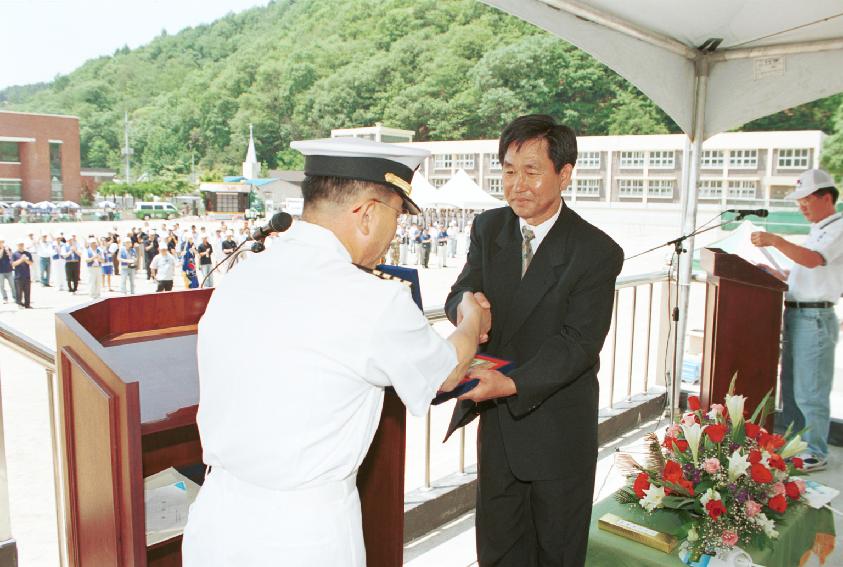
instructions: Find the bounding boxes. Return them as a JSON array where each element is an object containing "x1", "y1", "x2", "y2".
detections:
[
  {"x1": 412, "y1": 270, "x2": 677, "y2": 490},
  {"x1": 0, "y1": 321, "x2": 66, "y2": 567}
]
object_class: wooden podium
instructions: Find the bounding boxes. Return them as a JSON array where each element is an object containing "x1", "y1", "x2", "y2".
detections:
[
  {"x1": 55, "y1": 289, "x2": 406, "y2": 566},
  {"x1": 699, "y1": 248, "x2": 788, "y2": 428}
]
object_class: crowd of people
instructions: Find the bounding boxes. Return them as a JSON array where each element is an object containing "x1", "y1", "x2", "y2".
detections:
[
  {"x1": 0, "y1": 220, "x2": 270, "y2": 307},
  {"x1": 0, "y1": 213, "x2": 475, "y2": 309}
]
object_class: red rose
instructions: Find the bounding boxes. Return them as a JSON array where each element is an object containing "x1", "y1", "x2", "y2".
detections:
[
  {"x1": 785, "y1": 481, "x2": 800, "y2": 500},
  {"x1": 663, "y1": 437, "x2": 688, "y2": 453},
  {"x1": 705, "y1": 423, "x2": 728, "y2": 443},
  {"x1": 759, "y1": 432, "x2": 785, "y2": 451},
  {"x1": 750, "y1": 463, "x2": 773, "y2": 484},
  {"x1": 633, "y1": 472, "x2": 650, "y2": 498},
  {"x1": 744, "y1": 422, "x2": 761, "y2": 439},
  {"x1": 663, "y1": 460, "x2": 683, "y2": 484},
  {"x1": 768, "y1": 494, "x2": 788, "y2": 514},
  {"x1": 675, "y1": 439, "x2": 689, "y2": 452},
  {"x1": 688, "y1": 395, "x2": 701, "y2": 411},
  {"x1": 706, "y1": 499, "x2": 727, "y2": 520},
  {"x1": 792, "y1": 457, "x2": 804, "y2": 470},
  {"x1": 767, "y1": 453, "x2": 786, "y2": 472},
  {"x1": 748, "y1": 449, "x2": 762, "y2": 464}
]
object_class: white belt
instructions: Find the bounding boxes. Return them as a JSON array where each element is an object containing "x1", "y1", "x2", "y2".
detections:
[{"x1": 208, "y1": 467, "x2": 357, "y2": 506}]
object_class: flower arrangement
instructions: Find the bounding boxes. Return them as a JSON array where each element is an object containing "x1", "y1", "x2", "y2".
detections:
[{"x1": 616, "y1": 380, "x2": 809, "y2": 562}]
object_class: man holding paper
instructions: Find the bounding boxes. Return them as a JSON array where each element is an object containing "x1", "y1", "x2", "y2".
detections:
[
  {"x1": 445, "y1": 114, "x2": 624, "y2": 566},
  {"x1": 751, "y1": 168, "x2": 842, "y2": 472},
  {"x1": 183, "y1": 138, "x2": 490, "y2": 566}
]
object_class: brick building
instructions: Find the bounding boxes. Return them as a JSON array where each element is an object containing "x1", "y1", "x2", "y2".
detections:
[{"x1": 0, "y1": 110, "x2": 82, "y2": 203}]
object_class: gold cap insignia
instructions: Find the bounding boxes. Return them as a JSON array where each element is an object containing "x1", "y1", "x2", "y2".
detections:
[{"x1": 385, "y1": 172, "x2": 412, "y2": 196}]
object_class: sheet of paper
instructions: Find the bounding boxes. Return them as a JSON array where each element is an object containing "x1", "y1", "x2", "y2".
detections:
[
  {"x1": 144, "y1": 467, "x2": 201, "y2": 546},
  {"x1": 803, "y1": 480, "x2": 840, "y2": 509}
]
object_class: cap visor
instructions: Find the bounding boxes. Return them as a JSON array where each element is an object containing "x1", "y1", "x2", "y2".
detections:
[{"x1": 400, "y1": 193, "x2": 421, "y2": 215}]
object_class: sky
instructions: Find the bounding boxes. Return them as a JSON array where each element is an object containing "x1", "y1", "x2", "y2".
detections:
[{"x1": 1, "y1": 0, "x2": 270, "y2": 90}]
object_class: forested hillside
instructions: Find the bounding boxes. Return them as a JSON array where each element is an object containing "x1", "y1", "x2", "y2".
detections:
[{"x1": 2, "y1": 0, "x2": 842, "y2": 178}]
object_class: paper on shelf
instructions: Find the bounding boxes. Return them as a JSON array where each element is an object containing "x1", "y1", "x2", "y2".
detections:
[
  {"x1": 803, "y1": 480, "x2": 839, "y2": 510},
  {"x1": 144, "y1": 467, "x2": 201, "y2": 546}
]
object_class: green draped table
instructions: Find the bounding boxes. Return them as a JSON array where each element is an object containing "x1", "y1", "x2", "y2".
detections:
[{"x1": 586, "y1": 493, "x2": 836, "y2": 567}]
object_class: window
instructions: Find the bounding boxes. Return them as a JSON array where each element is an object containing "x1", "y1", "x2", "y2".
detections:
[
  {"x1": 216, "y1": 193, "x2": 240, "y2": 213},
  {"x1": 698, "y1": 180, "x2": 723, "y2": 199},
  {"x1": 575, "y1": 178, "x2": 601, "y2": 197},
  {"x1": 49, "y1": 142, "x2": 62, "y2": 200},
  {"x1": 728, "y1": 180, "x2": 757, "y2": 199},
  {"x1": 488, "y1": 154, "x2": 501, "y2": 171},
  {"x1": 487, "y1": 177, "x2": 502, "y2": 195},
  {"x1": 433, "y1": 154, "x2": 452, "y2": 169},
  {"x1": 777, "y1": 148, "x2": 810, "y2": 169},
  {"x1": 0, "y1": 179, "x2": 22, "y2": 200},
  {"x1": 701, "y1": 150, "x2": 724, "y2": 169},
  {"x1": 729, "y1": 149, "x2": 758, "y2": 169},
  {"x1": 0, "y1": 142, "x2": 19, "y2": 163},
  {"x1": 618, "y1": 178, "x2": 644, "y2": 197},
  {"x1": 51, "y1": 177, "x2": 63, "y2": 200},
  {"x1": 648, "y1": 179, "x2": 674, "y2": 198},
  {"x1": 430, "y1": 177, "x2": 448, "y2": 188},
  {"x1": 619, "y1": 151, "x2": 645, "y2": 168},
  {"x1": 577, "y1": 151, "x2": 600, "y2": 169},
  {"x1": 649, "y1": 151, "x2": 675, "y2": 169},
  {"x1": 454, "y1": 153, "x2": 475, "y2": 169}
]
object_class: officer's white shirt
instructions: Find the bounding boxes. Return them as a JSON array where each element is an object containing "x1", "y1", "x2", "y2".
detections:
[
  {"x1": 196, "y1": 220, "x2": 456, "y2": 491},
  {"x1": 786, "y1": 211, "x2": 843, "y2": 303}
]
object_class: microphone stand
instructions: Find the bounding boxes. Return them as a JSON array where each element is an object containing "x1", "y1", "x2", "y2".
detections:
[{"x1": 628, "y1": 216, "x2": 736, "y2": 423}]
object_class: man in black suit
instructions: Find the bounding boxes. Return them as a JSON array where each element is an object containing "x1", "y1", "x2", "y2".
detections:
[{"x1": 445, "y1": 114, "x2": 623, "y2": 566}]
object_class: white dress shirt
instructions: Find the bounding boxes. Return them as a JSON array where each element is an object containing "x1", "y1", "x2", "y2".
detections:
[
  {"x1": 518, "y1": 200, "x2": 564, "y2": 254},
  {"x1": 786, "y1": 212, "x2": 843, "y2": 303}
]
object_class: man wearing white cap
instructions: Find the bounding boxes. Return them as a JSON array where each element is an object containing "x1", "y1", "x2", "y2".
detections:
[
  {"x1": 752, "y1": 168, "x2": 842, "y2": 471},
  {"x1": 183, "y1": 137, "x2": 491, "y2": 566}
]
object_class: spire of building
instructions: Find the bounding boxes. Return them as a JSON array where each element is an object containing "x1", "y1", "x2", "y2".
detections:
[{"x1": 242, "y1": 123, "x2": 260, "y2": 179}]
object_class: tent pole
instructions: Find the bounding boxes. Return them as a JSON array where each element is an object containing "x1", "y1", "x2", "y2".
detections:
[{"x1": 673, "y1": 57, "x2": 708, "y2": 421}]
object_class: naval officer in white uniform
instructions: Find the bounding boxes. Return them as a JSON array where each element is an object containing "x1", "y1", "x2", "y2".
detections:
[{"x1": 182, "y1": 137, "x2": 491, "y2": 566}]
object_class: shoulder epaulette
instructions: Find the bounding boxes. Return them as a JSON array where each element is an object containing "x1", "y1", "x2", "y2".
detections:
[{"x1": 353, "y1": 263, "x2": 412, "y2": 288}]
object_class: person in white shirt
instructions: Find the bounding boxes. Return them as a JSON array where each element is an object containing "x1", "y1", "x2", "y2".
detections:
[
  {"x1": 118, "y1": 234, "x2": 139, "y2": 294},
  {"x1": 752, "y1": 168, "x2": 843, "y2": 471},
  {"x1": 183, "y1": 138, "x2": 491, "y2": 567},
  {"x1": 36, "y1": 234, "x2": 53, "y2": 286},
  {"x1": 84, "y1": 237, "x2": 103, "y2": 299},
  {"x1": 51, "y1": 236, "x2": 65, "y2": 291},
  {"x1": 149, "y1": 246, "x2": 177, "y2": 292}
]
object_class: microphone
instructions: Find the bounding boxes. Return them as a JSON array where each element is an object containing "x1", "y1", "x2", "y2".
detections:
[
  {"x1": 727, "y1": 208, "x2": 768, "y2": 219},
  {"x1": 250, "y1": 212, "x2": 293, "y2": 252}
]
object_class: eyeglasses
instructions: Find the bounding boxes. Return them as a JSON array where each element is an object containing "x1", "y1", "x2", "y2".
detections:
[{"x1": 353, "y1": 199, "x2": 403, "y2": 220}]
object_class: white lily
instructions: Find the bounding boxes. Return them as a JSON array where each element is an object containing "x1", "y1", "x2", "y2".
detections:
[
  {"x1": 780, "y1": 434, "x2": 808, "y2": 459},
  {"x1": 639, "y1": 484, "x2": 666, "y2": 512},
  {"x1": 681, "y1": 422, "x2": 706, "y2": 466},
  {"x1": 725, "y1": 394, "x2": 747, "y2": 432},
  {"x1": 754, "y1": 513, "x2": 779, "y2": 539},
  {"x1": 728, "y1": 449, "x2": 750, "y2": 482},
  {"x1": 699, "y1": 488, "x2": 722, "y2": 507}
]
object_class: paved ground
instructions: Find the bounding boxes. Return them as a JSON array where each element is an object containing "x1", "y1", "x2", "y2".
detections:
[{"x1": 1, "y1": 210, "x2": 842, "y2": 566}]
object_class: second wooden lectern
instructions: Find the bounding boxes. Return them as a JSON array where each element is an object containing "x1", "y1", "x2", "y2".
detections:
[
  {"x1": 699, "y1": 248, "x2": 788, "y2": 429},
  {"x1": 56, "y1": 288, "x2": 407, "y2": 566}
]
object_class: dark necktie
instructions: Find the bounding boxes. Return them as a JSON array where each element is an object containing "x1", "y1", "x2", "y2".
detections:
[{"x1": 521, "y1": 225, "x2": 535, "y2": 277}]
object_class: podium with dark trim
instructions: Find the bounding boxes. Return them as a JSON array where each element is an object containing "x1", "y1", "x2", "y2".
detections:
[
  {"x1": 56, "y1": 288, "x2": 407, "y2": 566},
  {"x1": 699, "y1": 248, "x2": 788, "y2": 428}
]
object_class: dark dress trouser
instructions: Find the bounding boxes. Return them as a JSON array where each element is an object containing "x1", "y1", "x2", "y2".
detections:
[{"x1": 476, "y1": 405, "x2": 597, "y2": 567}]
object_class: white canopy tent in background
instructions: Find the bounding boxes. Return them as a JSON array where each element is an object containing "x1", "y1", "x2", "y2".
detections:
[
  {"x1": 437, "y1": 169, "x2": 506, "y2": 210},
  {"x1": 482, "y1": 0, "x2": 843, "y2": 414},
  {"x1": 411, "y1": 171, "x2": 455, "y2": 208}
]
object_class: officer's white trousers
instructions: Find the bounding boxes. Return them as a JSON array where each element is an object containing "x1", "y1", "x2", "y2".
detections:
[{"x1": 182, "y1": 468, "x2": 364, "y2": 566}]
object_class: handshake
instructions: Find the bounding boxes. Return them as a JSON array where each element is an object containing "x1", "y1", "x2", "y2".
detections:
[{"x1": 458, "y1": 291, "x2": 493, "y2": 344}]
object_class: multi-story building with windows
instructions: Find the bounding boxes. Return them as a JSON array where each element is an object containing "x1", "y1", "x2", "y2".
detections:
[
  {"x1": 337, "y1": 130, "x2": 824, "y2": 208},
  {"x1": 0, "y1": 110, "x2": 82, "y2": 203}
]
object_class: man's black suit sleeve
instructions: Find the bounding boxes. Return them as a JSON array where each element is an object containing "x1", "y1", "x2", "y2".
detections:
[{"x1": 506, "y1": 241, "x2": 623, "y2": 418}]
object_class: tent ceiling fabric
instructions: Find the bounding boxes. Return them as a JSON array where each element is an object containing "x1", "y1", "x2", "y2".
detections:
[{"x1": 482, "y1": 0, "x2": 843, "y2": 139}]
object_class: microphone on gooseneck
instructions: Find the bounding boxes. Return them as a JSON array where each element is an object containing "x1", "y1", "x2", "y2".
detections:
[
  {"x1": 727, "y1": 209, "x2": 768, "y2": 219},
  {"x1": 250, "y1": 212, "x2": 294, "y2": 253}
]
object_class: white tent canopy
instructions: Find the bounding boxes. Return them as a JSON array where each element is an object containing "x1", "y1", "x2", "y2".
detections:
[
  {"x1": 437, "y1": 170, "x2": 506, "y2": 210},
  {"x1": 482, "y1": 0, "x2": 843, "y2": 414},
  {"x1": 410, "y1": 171, "x2": 453, "y2": 209}
]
